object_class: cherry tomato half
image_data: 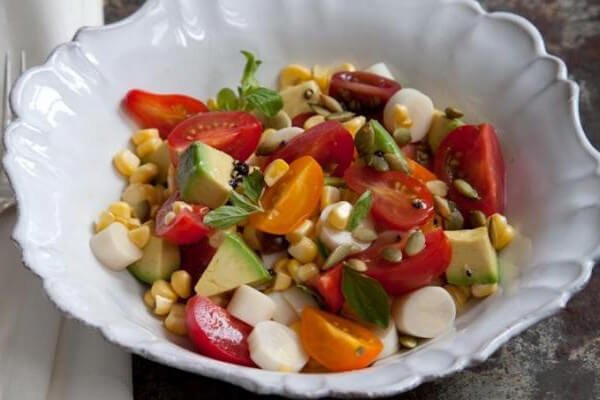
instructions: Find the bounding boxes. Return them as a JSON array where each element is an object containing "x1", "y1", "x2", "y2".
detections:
[
  {"x1": 123, "y1": 89, "x2": 208, "y2": 139},
  {"x1": 344, "y1": 164, "x2": 434, "y2": 231},
  {"x1": 185, "y1": 296, "x2": 256, "y2": 367},
  {"x1": 267, "y1": 121, "x2": 354, "y2": 177},
  {"x1": 155, "y1": 192, "x2": 211, "y2": 245},
  {"x1": 310, "y1": 264, "x2": 344, "y2": 313},
  {"x1": 300, "y1": 307, "x2": 383, "y2": 371},
  {"x1": 249, "y1": 156, "x2": 324, "y2": 234},
  {"x1": 180, "y1": 238, "x2": 215, "y2": 283},
  {"x1": 408, "y1": 159, "x2": 437, "y2": 183},
  {"x1": 168, "y1": 111, "x2": 263, "y2": 162},
  {"x1": 329, "y1": 71, "x2": 401, "y2": 116},
  {"x1": 434, "y1": 124, "x2": 505, "y2": 216},
  {"x1": 358, "y1": 229, "x2": 451, "y2": 295}
]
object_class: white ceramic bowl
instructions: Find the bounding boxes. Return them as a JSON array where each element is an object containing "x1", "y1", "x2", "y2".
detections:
[{"x1": 4, "y1": 0, "x2": 599, "y2": 397}]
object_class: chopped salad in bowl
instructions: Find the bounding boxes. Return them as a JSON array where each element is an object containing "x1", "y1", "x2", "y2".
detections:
[{"x1": 89, "y1": 51, "x2": 514, "y2": 373}]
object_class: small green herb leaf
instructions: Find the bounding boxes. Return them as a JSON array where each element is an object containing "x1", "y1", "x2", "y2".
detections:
[
  {"x1": 216, "y1": 88, "x2": 239, "y2": 111},
  {"x1": 342, "y1": 267, "x2": 390, "y2": 328},
  {"x1": 230, "y1": 190, "x2": 262, "y2": 213},
  {"x1": 242, "y1": 170, "x2": 265, "y2": 203},
  {"x1": 244, "y1": 87, "x2": 283, "y2": 118},
  {"x1": 204, "y1": 206, "x2": 255, "y2": 229},
  {"x1": 346, "y1": 190, "x2": 373, "y2": 231},
  {"x1": 240, "y1": 50, "x2": 262, "y2": 93}
]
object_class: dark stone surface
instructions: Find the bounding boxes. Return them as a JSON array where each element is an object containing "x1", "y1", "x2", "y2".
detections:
[{"x1": 103, "y1": 0, "x2": 600, "y2": 398}]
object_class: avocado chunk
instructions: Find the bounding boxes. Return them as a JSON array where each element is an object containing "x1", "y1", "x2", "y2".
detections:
[
  {"x1": 445, "y1": 227, "x2": 498, "y2": 285},
  {"x1": 142, "y1": 141, "x2": 170, "y2": 184},
  {"x1": 128, "y1": 235, "x2": 181, "y2": 284},
  {"x1": 194, "y1": 232, "x2": 271, "y2": 297},
  {"x1": 177, "y1": 142, "x2": 234, "y2": 208},
  {"x1": 427, "y1": 110, "x2": 464, "y2": 152},
  {"x1": 279, "y1": 80, "x2": 321, "y2": 118}
]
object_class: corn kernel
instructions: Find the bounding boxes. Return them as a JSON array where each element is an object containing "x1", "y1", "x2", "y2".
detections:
[
  {"x1": 336, "y1": 63, "x2": 356, "y2": 72},
  {"x1": 321, "y1": 186, "x2": 341, "y2": 210},
  {"x1": 312, "y1": 64, "x2": 331, "y2": 92},
  {"x1": 164, "y1": 304, "x2": 187, "y2": 335},
  {"x1": 132, "y1": 128, "x2": 160, "y2": 145},
  {"x1": 129, "y1": 163, "x2": 159, "y2": 184},
  {"x1": 272, "y1": 271, "x2": 293, "y2": 291},
  {"x1": 288, "y1": 237, "x2": 318, "y2": 264},
  {"x1": 206, "y1": 97, "x2": 219, "y2": 111},
  {"x1": 122, "y1": 183, "x2": 161, "y2": 206},
  {"x1": 115, "y1": 216, "x2": 141, "y2": 230},
  {"x1": 171, "y1": 270, "x2": 192, "y2": 299},
  {"x1": 143, "y1": 290, "x2": 155, "y2": 309},
  {"x1": 109, "y1": 201, "x2": 133, "y2": 219},
  {"x1": 285, "y1": 259, "x2": 301, "y2": 278},
  {"x1": 163, "y1": 211, "x2": 176, "y2": 226},
  {"x1": 264, "y1": 159, "x2": 290, "y2": 187},
  {"x1": 342, "y1": 116, "x2": 367, "y2": 137},
  {"x1": 172, "y1": 201, "x2": 192, "y2": 214},
  {"x1": 153, "y1": 295, "x2": 174, "y2": 316},
  {"x1": 128, "y1": 225, "x2": 151, "y2": 248},
  {"x1": 279, "y1": 64, "x2": 312, "y2": 90},
  {"x1": 327, "y1": 202, "x2": 352, "y2": 230},
  {"x1": 95, "y1": 211, "x2": 116, "y2": 232},
  {"x1": 295, "y1": 263, "x2": 319, "y2": 282},
  {"x1": 274, "y1": 258, "x2": 290, "y2": 273},
  {"x1": 393, "y1": 104, "x2": 412, "y2": 128},
  {"x1": 471, "y1": 283, "x2": 498, "y2": 298},
  {"x1": 304, "y1": 115, "x2": 325, "y2": 130},
  {"x1": 151, "y1": 279, "x2": 178, "y2": 301},
  {"x1": 286, "y1": 219, "x2": 315, "y2": 244},
  {"x1": 136, "y1": 137, "x2": 163, "y2": 158},
  {"x1": 113, "y1": 149, "x2": 140, "y2": 177}
]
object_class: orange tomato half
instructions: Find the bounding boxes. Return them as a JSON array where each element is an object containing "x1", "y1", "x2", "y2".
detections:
[
  {"x1": 409, "y1": 159, "x2": 437, "y2": 182},
  {"x1": 300, "y1": 307, "x2": 383, "y2": 372},
  {"x1": 249, "y1": 156, "x2": 324, "y2": 234}
]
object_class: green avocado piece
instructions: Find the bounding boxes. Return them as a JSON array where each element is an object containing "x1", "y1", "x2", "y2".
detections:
[
  {"x1": 427, "y1": 110, "x2": 464, "y2": 152},
  {"x1": 177, "y1": 142, "x2": 234, "y2": 208},
  {"x1": 142, "y1": 141, "x2": 170, "y2": 184},
  {"x1": 445, "y1": 227, "x2": 498, "y2": 286},
  {"x1": 194, "y1": 232, "x2": 271, "y2": 297},
  {"x1": 128, "y1": 235, "x2": 180, "y2": 284}
]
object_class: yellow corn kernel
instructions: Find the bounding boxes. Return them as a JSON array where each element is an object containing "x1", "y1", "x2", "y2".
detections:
[
  {"x1": 288, "y1": 237, "x2": 318, "y2": 264},
  {"x1": 444, "y1": 284, "x2": 471, "y2": 310},
  {"x1": 336, "y1": 63, "x2": 356, "y2": 72},
  {"x1": 471, "y1": 283, "x2": 498, "y2": 298},
  {"x1": 286, "y1": 219, "x2": 315, "y2": 244},
  {"x1": 143, "y1": 290, "x2": 155, "y2": 309},
  {"x1": 109, "y1": 201, "x2": 133, "y2": 219},
  {"x1": 274, "y1": 258, "x2": 290, "y2": 274},
  {"x1": 272, "y1": 271, "x2": 293, "y2": 291},
  {"x1": 95, "y1": 211, "x2": 116, "y2": 232},
  {"x1": 264, "y1": 159, "x2": 290, "y2": 187},
  {"x1": 171, "y1": 270, "x2": 192, "y2": 299},
  {"x1": 164, "y1": 303, "x2": 187, "y2": 335},
  {"x1": 153, "y1": 295, "x2": 174, "y2": 316},
  {"x1": 113, "y1": 149, "x2": 141, "y2": 177},
  {"x1": 128, "y1": 225, "x2": 151, "y2": 248},
  {"x1": 342, "y1": 116, "x2": 367, "y2": 137},
  {"x1": 151, "y1": 279, "x2": 178, "y2": 301},
  {"x1": 129, "y1": 163, "x2": 159, "y2": 184},
  {"x1": 132, "y1": 128, "x2": 160, "y2": 145},
  {"x1": 206, "y1": 97, "x2": 219, "y2": 111},
  {"x1": 295, "y1": 263, "x2": 319, "y2": 282},
  {"x1": 285, "y1": 259, "x2": 301, "y2": 278},
  {"x1": 136, "y1": 137, "x2": 163, "y2": 158},
  {"x1": 288, "y1": 320, "x2": 302, "y2": 335},
  {"x1": 279, "y1": 64, "x2": 312, "y2": 90},
  {"x1": 488, "y1": 213, "x2": 515, "y2": 251},
  {"x1": 321, "y1": 186, "x2": 341, "y2": 210},
  {"x1": 114, "y1": 216, "x2": 141, "y2": 230},
  {"x1": 312, "y1": 64, "x2": 331, "y2": 92},
  {"x1": 327, "y1": 202, "x2": 352, "y2": 230},
  {"x1": 172, "y1": 201, "x2": 192, "y2": 214},
  {"x1": 304, "y1": 115, "x2": 325, "y2": 130},
  {"x1": 393, "y1": 104, "x2": 413, "y2": 128},
  {"x1": 243, "y1": 225, "x2": 262, "y2": 251}
]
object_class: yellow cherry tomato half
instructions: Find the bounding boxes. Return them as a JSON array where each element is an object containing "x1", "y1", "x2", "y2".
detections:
[
  {"x1": 249, "y1": 156, "x2": 323, "y2": 234},
  {"x1": 300, "y1": 307, "x2": 383, "y2": 372}
]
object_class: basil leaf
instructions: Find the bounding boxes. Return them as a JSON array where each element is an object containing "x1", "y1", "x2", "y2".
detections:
[
  {"x1": 342, "y1": 267, "x2": 390, "y2": 328},
  {"x1": 242, "y1": 170, "x2": 265, "y2": 203},
  {"x1": 229, "y1": 190, "x2": 262, "y2": 213},
  {"x1": 244, "y1": 87, "x2": 283, "y2": 118},
  {"x1": 346, "y1": 190, "x2": 373, "y2": 231},
  {"x1": 240, "y1": 50, "x2": 262, "y2": 93},
  {"x1": 217, "y1": 88, "x2": 239, "y2": 111},
  {"x1": 204, "y1": 206, "x2": 254, "y2": 229}
]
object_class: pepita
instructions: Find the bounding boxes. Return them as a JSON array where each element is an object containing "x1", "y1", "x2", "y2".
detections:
[
  {"x1": 381, "y1": 247, "x2": 403, "y2": 263},
  {"x1": 344, "y1": 258, "x2": 367, "y2": 272},
  {"x1": 326, "y1": 111, "x2": 356, "y2": 122},
  {"x1": 323, "y1": 244, "x2": 358, "y2": 270},
  {"x1": 453, "y1": 179, "x2": 480, "y2": 200},
  {"x1": 351, "y1": 226, "x2": 378, "y2": 242},
  {"x1": 398, "y1": 335, "x2": 418, "y2": 349},
  {"x1": 304, "y1": 115, "x2": 326, "y2": 130},
  {"x1": 405, "y1": 230, "x2": 426, "y2": 256},
  {"x1": 433, "y1": 195, "x2": 451, "y2": 219},
  {"x1": 384, "y1": 153, "x2": 410, "y2": 174},
  {"x1": 256, "y1": 127, "x2": 303, "y2": 156},
  {"x1": 444, "y1": 106, "x2": 464, "y2": 119},
  {"x1": 425, "y1": 180, "x2": 448, "y2": 197},
  {"x1": 320, "y1": 93, "x2": 344, "y2": 113},
  {"x1": 487, "y1": 213, "x2": 515, "y2": 250},
  {"x1": 444, "y1": 208, "x2": 464, "y2": 230},
  {"x1": 369, "y1": 155, "x2": 390, "y2": 172},
  {"x1": 354, "y1": 125, "x2": 375, "y2": 156},
  {"x1": 309, "y1": 103, "x2": 332, "y2": 117},
  {"x1": 469, "y1": 210, "x2": 487, "y2": 228},
  {"x1": 260, "y1": 110, "x2": 291, "y2": 130},
  {"x1": 392, "y1": 127, "x2": 412, "y2": 147}
]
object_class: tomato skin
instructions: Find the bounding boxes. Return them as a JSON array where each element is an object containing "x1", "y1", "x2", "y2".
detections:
[
  {"x1": 291, "y1": 112, "x2": 315, "y2": 128},
  {"x1": 357, "y1": 230, "x2": 451, "y2": 295},
  {"x1": 344, "y1": 165, "x2": 434, "y2": 231},
  {"x1": 329, "y1": 71, "x2": 401, "y2": 116},
  {"x1": 180, "y1": 238, "x2": 215, "y2": 283},
  {"x1": 123, "y1": 89, "x2": 208, "y2": 139},
  {"x1": 155, "y1": 193, "x2": 211, "y2": 245},
  {"x1": 185, "y1": 296, "x2": 256, "y2": 367},
  {"x1": 433, "y1": 124, "x2": 505, "y2": 216},
  {"x1": 310, "y1": 265, "x2": 344, "y2": 313},
  {"x1": 167, "y1": 111, "x2": 263, "y2": 162},
  {"x1": 408, "y1": 159, "x2": 437, "y2": 183},
  {"x1": 268, "y1": 121, "x2": 354, "y2": 177}
]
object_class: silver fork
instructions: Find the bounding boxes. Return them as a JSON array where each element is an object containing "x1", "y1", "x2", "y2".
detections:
[{"x1": 1, "y1": 51, "x2": 26, "y2": 214}]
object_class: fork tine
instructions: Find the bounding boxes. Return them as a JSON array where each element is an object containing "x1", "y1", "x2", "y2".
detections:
[{"x1": 2, "y1": 52, "x2": 11, "y2": 133}]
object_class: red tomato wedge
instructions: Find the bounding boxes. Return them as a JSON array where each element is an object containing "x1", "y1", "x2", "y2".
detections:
[
  {"x1": 267, "y1": 121, "x2": 354, "y2": 177},
  {"x1": 185, "y1": 296, "x2": 256, "y2": 367},
  {"x1": 180, "y1": 238, "x2": 215, "y2": 283},
  {"x1": 433, "y1": 124, "x2": 505, "y2": 216},
  {"x1": 329, "y1": 71, "x2": 401, "y2": 116},
  {"x1": 344, "y1": 165, "x2": 434, "y2": 231},
  {"x1": 123, "y1": 89, "x2": 208, "y2": 139},
  {"x1": 358, "y1": 230, "x2": 451, "y2": 295},
  {"x1": 155, "y1": 192, "x2": 211, "y2": 245},
  {"x1": 168, "y1": 111, "x2": 263, "y2": 162},
  {"x1": 310, "y1": 264, "x2": 344, "y2": 313}
]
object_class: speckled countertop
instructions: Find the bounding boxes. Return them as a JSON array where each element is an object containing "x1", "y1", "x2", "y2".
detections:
[{"x1": 104, "y1": 1, "x2": 600, "y2": 399}]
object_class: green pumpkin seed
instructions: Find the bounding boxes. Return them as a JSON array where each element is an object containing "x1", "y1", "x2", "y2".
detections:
[
  {"x1": 369, "y1": 155, "x2": 389, "y2": 172},
  {"x1": 381, "y1": 247, "x2": 403, "y2": 263},
  {"x1": 453, "y1": 179, "x2": 480, "y2": 200},
  {"x1": 469, "y1": 210, "x2": 487, "y2": 228},
  {"x1": 405, "y1": 230, "x2": 425, "y2": 256},
  {"x1": 352, "y1": 226, "x2": 378, "y2": 242},
  {"x1": 433, "y1": 195, "x2": 451, "y2": 219},
  {"x1": 355, "y1": 125, "x2": 375, "y2": 156},
  {"x1": 344, "y1": 258, "x2": 367, "y2": 272},
  {"x1": 444, "y1": 209, "x2": 464, "y2": 230},
  {"x1": 444, "y1": 106, "x2": 464, "y2": 119},
  {"x1": 399, "y1": 335, "x2": 418, "y2": 349},
  {"x1": 323, "y1": 244, "x2": 358, "y2": 270},
  {"x1": 384, "y1": 153, "x2": 410, "y2": 174},
  {"x1": 425, "y1": 180, "x2": 448, "y2": 197},
  {"x1": 309, "y1": 103, "x2": 331, "y2": 117},
  {"x1": 320, "y1": 94, "x2": 344, "y2": 113},
  {"x1": 261, "y1": 110, "x2": 291, "y2": 130},
  {"x1": 326, "y1": 111, "x2": 356, "y2": 122},
  {"x1": 392, "y1": 127, "x2": 412, "y2": 147}
]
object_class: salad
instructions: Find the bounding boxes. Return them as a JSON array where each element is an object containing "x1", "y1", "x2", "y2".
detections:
[{"x1": 90, "y1": 51, "x2": 515, "y2": 372}]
